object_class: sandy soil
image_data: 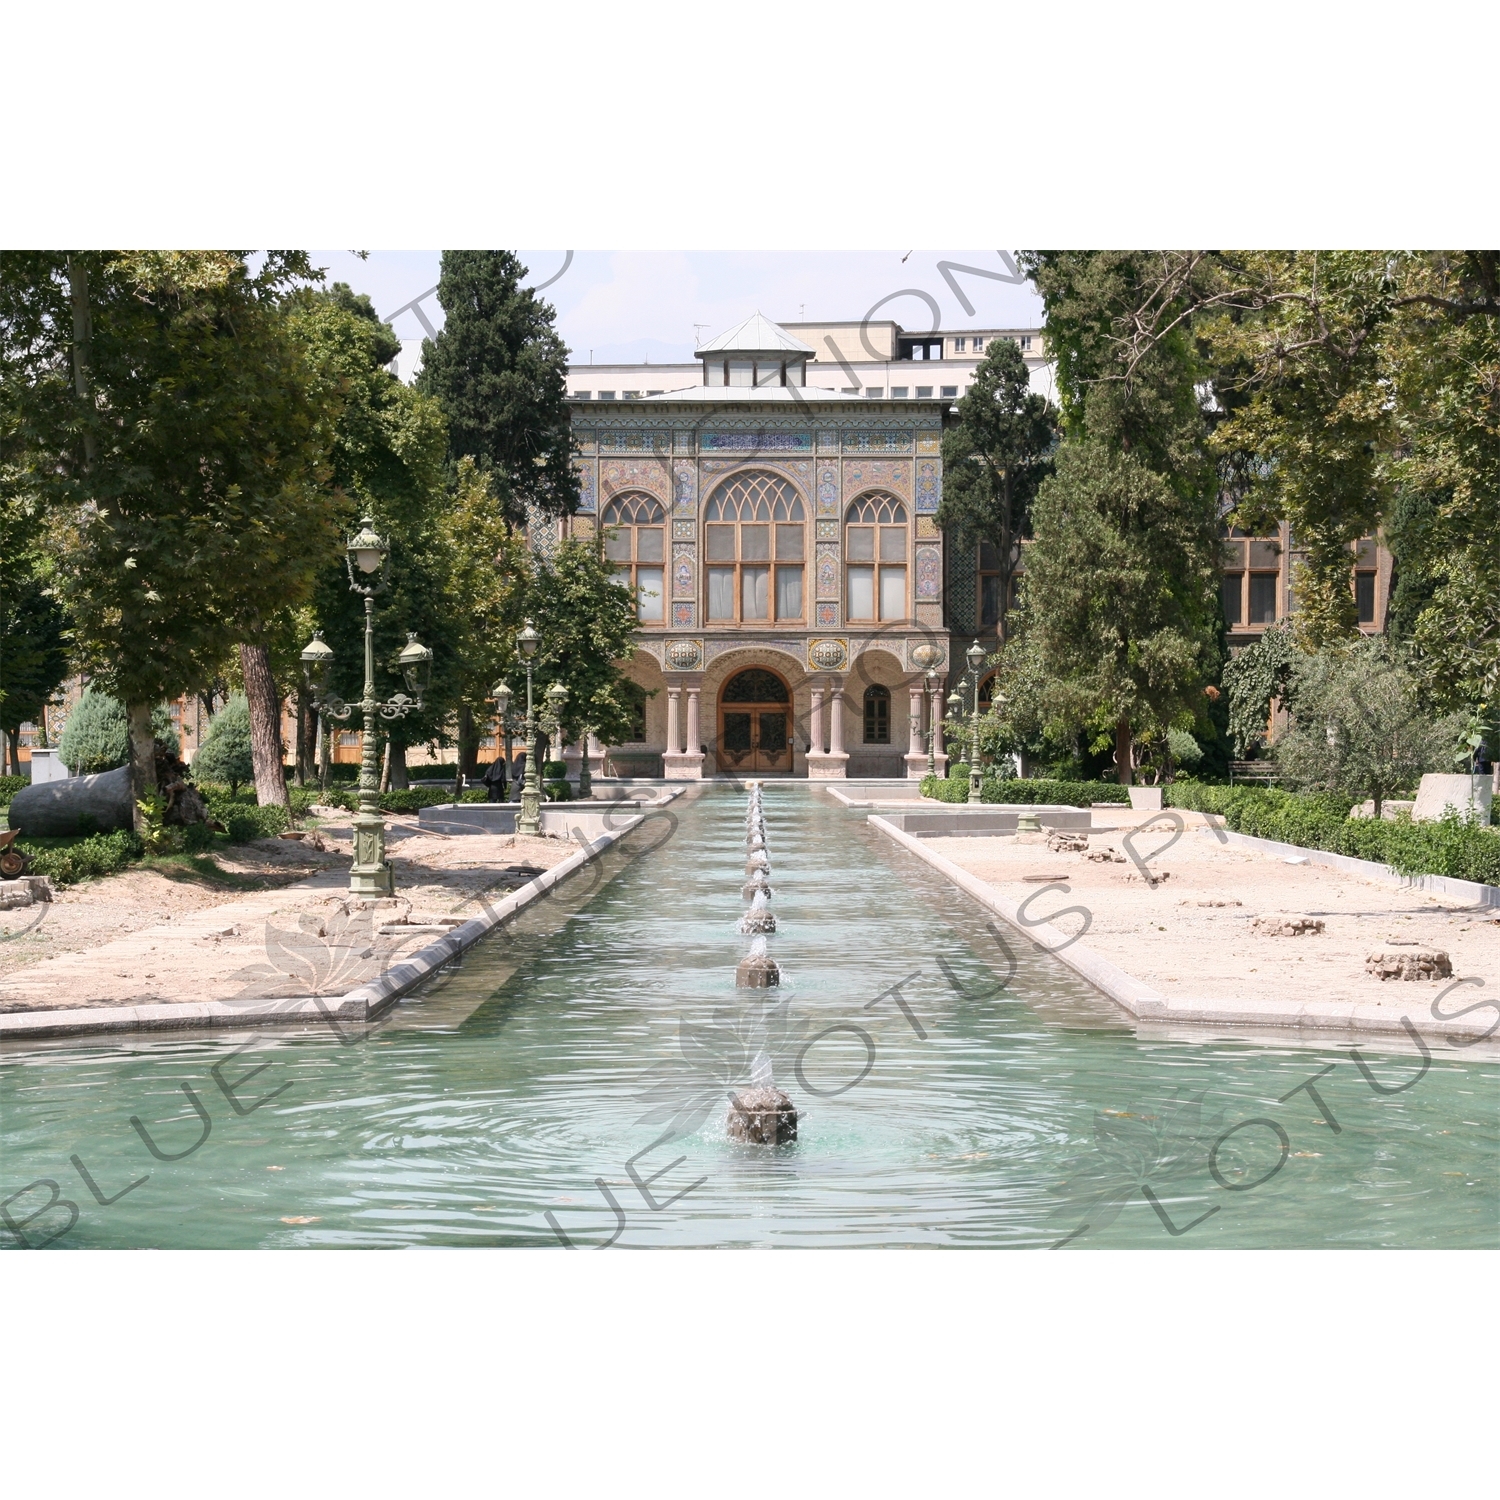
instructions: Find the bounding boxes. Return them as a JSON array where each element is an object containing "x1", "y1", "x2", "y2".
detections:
[
  {"x1": 0, "y1": 823, "x2": 577, "y2": 1012},
  {"x1": 926, "y1": 811, "x2": 1499, "y2": 1015}
]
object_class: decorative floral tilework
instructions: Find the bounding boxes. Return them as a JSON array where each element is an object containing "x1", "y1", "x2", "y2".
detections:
[
  {"x1": 674, "y1": 464, "x2": 697, "y2": 515},
  {"x1": 674, "y1": 429, "x2": 695, "y2": 451},
  {"x1": 673, "y1": 519, "x2": 696, "y2": 540},
  {"x1": 816, "y1": 546, "x2": 839, "y2": 599},
  {"x1": 844, "y1": 460, "x2": 910, "y2": 495},
  {"x1": 816, "y1": 464, "x2": 839, "y2": 515},
  {"x1": 816, "y1": 602, "x2": 838, "y2": 628},
  {"x1": 701, "y1": 429, "x2": 812, "y2": 451},
  {"x1": 817, "y1": 428, "x2": 839, "y2": 450},
  {"x1": 673, "y1": 603, "x2": 695, "y2": 628},
  {"x1": 916, "y1": 429, "x2": 941, "y2": 454},
  {"x1": 571, "y1": 515, "x2": 596, "y2": 537},
  {"x1": 576, "y1": 462, "x2": 596, "y2": 512},
  {"x1": 915, "y1": 544, "x2": 942, "y2": 600},
  {"x1": 575, "y1": 430, "x2": 597, "y2": 455},
  {"x1": 816, "y1": 519, "x2": 839, "y2": 540},
  {"x1": 602, "y1": 459, "x2": 669, "y2": 499},
  {"x1": 842, "y1": 430, "x2": 913, "y2": 452},
  {"x1": 916, "y1": 460, "x2": 941, "y2": 513},
  {"x1": 673, "y1": 548, "x2": 695, "y2": 597},
  {"x1": 916, "y1": 515, "x2": 941, "y2": 539}
]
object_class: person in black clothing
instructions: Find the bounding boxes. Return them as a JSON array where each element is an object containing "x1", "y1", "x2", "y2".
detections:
[
  {"x1": 511, "y1": 750, "x2": 526, "y2": 801},
  {"x1": 481, "y1": 757, "x2": 508, "y2": 803}
]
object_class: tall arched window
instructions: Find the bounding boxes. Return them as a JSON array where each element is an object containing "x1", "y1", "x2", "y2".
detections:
[
  {"x1": 845, "y1": 494, "x2": 908, "y2": 622},
  {"x1": 602, "y1": 493, "x2": 666, "y2": 623},
  {"x1": 863, "y1": 684, "x2": 891, "y2": 744},
  {"x1": 703, "y1": 471, "x2": 806, "y2": 623}
]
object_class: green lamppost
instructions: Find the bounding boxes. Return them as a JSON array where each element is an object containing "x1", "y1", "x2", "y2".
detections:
[
  {"x1": 300, "y1": 518, "x2": 432, "y2": 898},
  {"x1": 514, "y1": 618, "x2": 543, "y2": 837},
  {"x1": 542, "y1": 680, "x2": 569, "y2": 798},
  {"x1": 944, "y1": 639, "x2": 989, "y2": 804},
  {"x1": 923, "y1": 668, "x2": 938, "y2": 779}
]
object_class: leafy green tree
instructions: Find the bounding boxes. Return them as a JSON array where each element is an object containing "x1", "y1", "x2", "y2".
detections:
[
  {"x1": 936, "y1": 338, "x2": 1058, "y2": 643},
  {"x1": 57, "y1": 688, "x2": 175, "y2": 774},
  {"x1": 417, "y1": 251, "x2": 578, "y2": 526},
  {"x1": 192, "y1": 693, "x2": 254, "y2": 794},
  {"x1": 1276, "y1": 640, "x2": 1464, "y2": 815},
  {"x1": 0, "y1": 251, "x2": 336, "y2": 826},
  {"x1": 0, "y1": 522, "x2": 70, "y2": 774},
  {"x1": 1017, "y1": 252, "x2": 1222, "y2": 783},
  {"x1": 295, "y1": 284, "x2": 454, "y2": 788},
  {"x1": 1222, "y1": 621, "x2": 1299, "y2": 756}
]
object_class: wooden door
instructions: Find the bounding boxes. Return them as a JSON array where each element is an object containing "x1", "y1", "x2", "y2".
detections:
[{"x1": 717, "y1": 668, "x2": 793, "y2": 774}]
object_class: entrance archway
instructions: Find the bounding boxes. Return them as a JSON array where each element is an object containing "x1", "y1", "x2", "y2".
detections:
[{"x1": 717, "y1": 667, "x2": 793, "y2": 774}]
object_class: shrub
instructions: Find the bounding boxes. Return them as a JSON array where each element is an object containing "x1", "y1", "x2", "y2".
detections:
[
  {"x1": 1164, "y1": 782, "x2": 1500, "y2": 885},
  {"x1": 0, "y1": 773, "x2": 26, "y2": 805},
  {"x1": 57, "y1": 689, "x2": 176, "y2": 774},
  {"x1": 224, "y1": 804, "x2": 290, "y2": 842},
  {"x1": 20, "y1": 830, "x2": 140, "y2": 885},
  {"x1": 542, "y1": 760, "x2": 569, "y2": 780},
  {"x1": 981, "y1": 778, "x2": 1130, "y2": 808},
  {"x1": 544, "y1": 780, "x2": 572, "y2": 802},
  {"x1": 192, "y1": 694, "x2": 254, "y2": 794}
]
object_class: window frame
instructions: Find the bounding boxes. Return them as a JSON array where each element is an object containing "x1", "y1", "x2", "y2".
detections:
[
  {"x1": 844, "y1": 493, "x2": 910, "y2": 624},
  {"x1": 863, "y1": 684, "x2": 892, "y2": 744},
  {"x1": 601, "y1": 492, "x2": 668, "y2": 626},
  {"x1": 702, "y1": 471, "x2": 808, "y2": 625}
]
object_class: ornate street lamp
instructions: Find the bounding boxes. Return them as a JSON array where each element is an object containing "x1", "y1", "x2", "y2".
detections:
[
  {"x1": 301, "y1": 518, "x2": 432, "y2": 899},
  {"x1": 923, "y1": 668, "x2": 939, "y2": 778},
  {"x1": 542, "y1": 680, "x2": 570, "y2": 794},
  {"x1": 943, "y1": 639, "x2": 991, "y2": 804},
  {"x1": 515, "y1": 618, "x2": 543, "y2": 837}
]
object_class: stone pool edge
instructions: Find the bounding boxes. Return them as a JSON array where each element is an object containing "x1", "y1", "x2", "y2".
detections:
[
  {"x1": 869, "y1": 815, "x2": 1495, "y2": 1046},
  {"x1": 0, "y1": 803, "x2": 671, "y2": 1042}
]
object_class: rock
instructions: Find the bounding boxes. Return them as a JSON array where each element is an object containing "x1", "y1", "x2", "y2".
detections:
[
  {"x1": 1348, "y1": 799, "x2": 1416, "y2": 821},
  {"x1": 1086, "y1": 847, "x2": 1127, "y2": 863},
  {"x1": 1366, "y1": 949, "x2": 1452, "y2": 981},
  {"x1": 1412, "y1": 773, "x2": 1492, "y2": 826},
  {"x1": 1193, "y1": 899, "x2": 1243, "y2": 907},
  {"x1": 0, "y1": 876, "x2": 55, "y2": 909},
  {"x1": 726, "y1": 1086, "x2": 798, "y2": 1144},
  {"x1": 7, "y1": 765, "x2": 134, "y2": 837},
  {"x1": 1126, "y1": 870, "x2": 1171, "y2": 885},
  {"x1": 1047, "y1": 830, "x2": 1089, "y2": 853},
  {"x1": 1252, "y1": 914, "x2": 1325, "y2": 936}
]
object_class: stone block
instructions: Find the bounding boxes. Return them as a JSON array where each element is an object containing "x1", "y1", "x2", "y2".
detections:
[
  {"x1": 726, "y1": 1087, "x2": 798, "y2": 1144},
  {"x1": 7, "y1": 765, "x2": 134, "y2": 837},
  {"x1": 1365, "y1": 948, "x2": 1452, "y2": 981},
  {"x1": 1252, "y1": 914, "x2": 1325, "y2": 936},
  {"x1": 1412, "y1": 774, "x2": 1491, "y2": 825}
]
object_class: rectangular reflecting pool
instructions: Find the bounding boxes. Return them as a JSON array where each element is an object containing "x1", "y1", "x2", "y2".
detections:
[{"x1": 2, "y1": 785, "x2": 1495, "y2": 1249}]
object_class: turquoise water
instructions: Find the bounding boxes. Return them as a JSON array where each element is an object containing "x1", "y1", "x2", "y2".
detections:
[{"x1": 2, "y1": 785, "x2": 1495, "y2": 1249}]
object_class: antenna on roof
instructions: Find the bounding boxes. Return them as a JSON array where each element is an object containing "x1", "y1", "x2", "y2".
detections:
[{"x1": 693, "y1": 323, "x2": 709, "y2": 346}]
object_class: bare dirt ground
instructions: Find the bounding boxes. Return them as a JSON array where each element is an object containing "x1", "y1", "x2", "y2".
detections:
[
  {"x1": 925, "y1": 809, "x2": 1499, "y2": 1018},
  {"x1": 0, "y1": 821, "x2": 577, "y2": 1012}
]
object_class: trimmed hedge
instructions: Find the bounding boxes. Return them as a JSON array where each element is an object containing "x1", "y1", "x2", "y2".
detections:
[
  {"x1": 0, "y1": 773, "x2": 27, "y2": 805},
  {"x1": 311, "y1": 786, "x2": 489, "y2": 814},
  {"x1": 18, "y1": 830, "x2": 141, "y2": 885},
  {"x1": 919, "y1": 771, "x2": 1131, "y2": 808},
  {"x1": 224, "y1": 804, "x2": 290, "y2": 842},
  {"x1": 1165, "y1": 782, "x2": 1500, "y2": 886}
]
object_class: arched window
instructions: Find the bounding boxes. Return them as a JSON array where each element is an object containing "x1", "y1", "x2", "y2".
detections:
[
  {"x1": 863, "y1": 684, "x2": 891, "y2": 744},
  {"x1": 845, "y1": 494, "x2": 908, "y2": 622},
  {"x1": 703, "y1": 471, "x2": 806, "y2": 623},
  {"x1": 602, "y1": 493, "x2": 666, "y2": 623}
]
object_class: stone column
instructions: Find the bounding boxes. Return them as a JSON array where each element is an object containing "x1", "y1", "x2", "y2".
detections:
[
  {"x1": 586, "y1": 732, "x2": 605, "y2": 782},
  {"x1": 904, "y1": 683, "x2": 928, "y2": 779},
  {"x1": 810, "y1": 673, "x2": 849, "y2": 779},
  {"x1": 663, "y1": 679, "x2": 705, "y2": 780},
  {"x1": 666, "y1": 687, "x2": 681, "y2": 756},
  {"x1": 807, "y1": 681, "x2": 826, "y2": 760},
  {"x1": 930, "y1": 685, "x2": 948, "y2": 776}
]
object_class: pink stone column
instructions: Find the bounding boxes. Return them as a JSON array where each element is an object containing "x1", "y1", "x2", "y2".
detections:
[
  {"x1": 827, "y1": 675, "x2": 845, "y2": 756},
  {"x1": 930, "y1": 686, "x2": 946, "y2": 762},
  {"x1": 685, "y1": 686, "x2": 700, "y2": 757},
  {"x1": 666, "y1": 687, "x2": 681, "y2": 756},
  {"x1": 908, "y1": 686, "x2": 924, "y2": 756},
  {"x1": 808, "y1": 682, "x2": 826, "y2": 755}
]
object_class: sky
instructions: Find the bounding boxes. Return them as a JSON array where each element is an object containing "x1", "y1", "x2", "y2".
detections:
[{"x1": 308, "y1": 251, "x2": 1048, "y2": 382}]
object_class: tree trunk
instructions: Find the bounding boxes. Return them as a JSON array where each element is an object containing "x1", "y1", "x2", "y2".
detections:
[
  {"x1": 126, "y1": 701, "x2": 158, "y2": 831},
  {"x1": 5, "y1": 727, "x2": 20, "y2": 776},
  {"x1": 457, "y1": 704, "x2": 480, "y2": 779},
  {"x1": 294, "y1": 685, "x2": 311, "y2": 786},
  {"x1": 239, "y1": 643, "x2": 289, "y2": 807},
  {"x1": 379, "y1": 736, "x2": 393, "y2": 793},
  {"x1": 388, "y1": 739, "x2": 409, "y2": 789},
  {"x1": 1115, "y1": 714, "x2": 1134, "y2": 787}
]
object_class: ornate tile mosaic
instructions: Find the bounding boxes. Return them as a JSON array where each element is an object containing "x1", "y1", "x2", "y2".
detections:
[
  {"x1": 700, "y1": 429, "x2": 812, "y2": 452},
  {"x1": 571, "y1": 515, "x2": 596, "y2": 537},
  {"x1": 600, "y1": 429, "x2": 670, "y2": 453},
  {"x1": 672, "y1": 546, "x2": 695, "y2": 597},
  {"x1": 575, "y1": 429, "x2": 598, "y2": 455},
  {"x1": 816, "y1": 428, "x2": 839, "y2": 450},
  {"x1": 916, "y1": 429, "x2": 942, "y2": 454},
  {"x1": 946, "y1": 536, "x2": 976, "y2": 633},
  {"x1": 916, "y1": 459, "x2": 941, "y2": 513},
  {"x1": 816, "y1": 544, "x2": 840, "y2": 599},
  {"x1": 816, "y1": 519, "x2": 839, "y2": 541},
  {"x1": 576, "y1": 461, "x2": 596, "y2": 512},
  {"x1": 816, "y1": 602, "x2": 838, "y2": 628},
  {"x1": 674, "y1": 429, "x2": 695, "y2": 451},
  {"x1": 601, "y1": 459, "x2": 670, "y2": 499},
  {"x1": 673, "y1": 519, "x2": 696, "y2": 541},
  {"x1": 916, "y1": 515, "x2": 941, "y2": 538},
  {"x1": 842, "y1": 429, "x2": 913, "y2": 452},
  {"x1": 673, "y1": 463, "x2": 697, "y2": 516},
  {"x1": 915, "y1": 543, "x2": 943, "y2": 600},
  {"x1": 844, "y1": 459, "x2": 911, "y2": 496},
  {"x1": 673, "y1": 603, "x2": 695, "y2": 628},
  {"x1": 816, "y1": 464, "x2": 839, "y2": 516}
]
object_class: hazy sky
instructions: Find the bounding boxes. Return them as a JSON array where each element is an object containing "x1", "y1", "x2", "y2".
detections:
[{"x1": 309, "y1": 250, "x2": 1047, "y2": 380}]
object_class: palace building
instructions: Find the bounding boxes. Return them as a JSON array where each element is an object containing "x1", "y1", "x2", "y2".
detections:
[{"x1": 553, "y1": 313, "x2": 962, "y2": 780}]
